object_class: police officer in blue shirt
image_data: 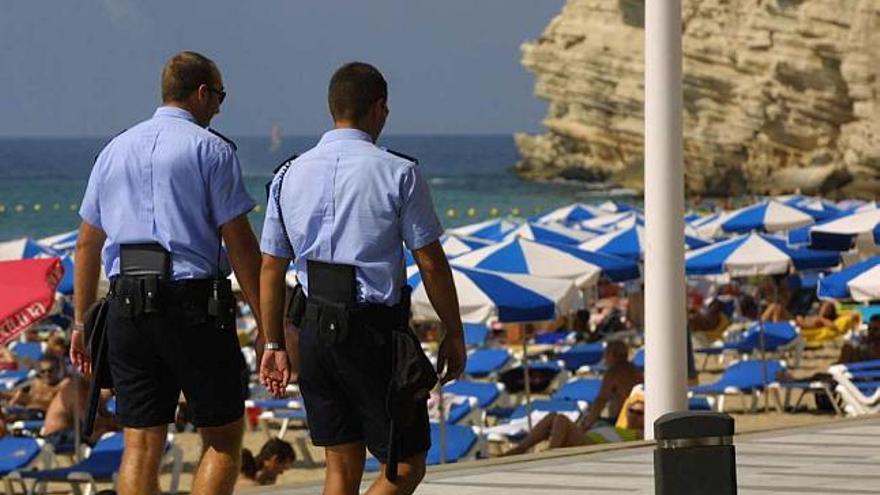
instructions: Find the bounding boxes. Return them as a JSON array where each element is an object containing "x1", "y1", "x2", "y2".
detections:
[
  {"x1": 71, "y1": 51, "x2": 269, "y2": 495},
  {"x1": 260, "y1": 62, "x2": 466, "y2": 495}
]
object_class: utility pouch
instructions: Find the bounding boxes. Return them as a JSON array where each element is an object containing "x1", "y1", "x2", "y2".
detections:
[
  {"x1": 318, "y1": 301, "x2": 350, "y2": 346},
  {"x1": 113, "y1": 277, "x2": 143, "y2": 318},
  {"x1": 286, "y1": 284, "x2": 307, "y2": 327},
  {"x1": 306, "y1": 260, "x2": 357, "y2": 346}
]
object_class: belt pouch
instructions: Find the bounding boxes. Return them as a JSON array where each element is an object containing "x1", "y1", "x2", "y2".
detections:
[
  {"x1": 114, "y1": 277, "x2": 143, "y2": 318},
  {"x1": 286, "y1": 284, "x2": 307, "y2": 327},
  {"x1": 318, "y1": 301, "x2": 350, "y2": 346}
]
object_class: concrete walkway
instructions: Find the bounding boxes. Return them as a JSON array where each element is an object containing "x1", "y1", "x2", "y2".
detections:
[{"x1": 250, "y1": 416, "x2": 880, "y2": 494}]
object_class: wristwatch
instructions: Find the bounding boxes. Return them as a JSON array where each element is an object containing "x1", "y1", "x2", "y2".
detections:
[
  {"x1": 264, "y1": 342, "x2": 283, "y2": 351},
  {"x1": 72, "y1": 322, "x2": 85, "y2": 333}
]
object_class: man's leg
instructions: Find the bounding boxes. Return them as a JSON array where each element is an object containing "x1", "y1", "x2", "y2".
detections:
[
  {"x1": 365, "y1": 451, "x2": 427, "y2": 495},
  {"x1": 503, "y1": 412, "x2": 558, "y2": 456},
  {"x1": 117, "y1": 426, "x2": 167, "y2": 495},
  {"x1": 191, "y1": 416, "x2": 245, "y2": 495},
  {"x1": 548, "y1": 415, "x2": 590, "y2": 449},
  {"x1": 324, "y1": 441, "x2": 366, "y2": 495}
]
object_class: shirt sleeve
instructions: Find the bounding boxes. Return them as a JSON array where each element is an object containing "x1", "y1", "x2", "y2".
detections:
[
  {"x1": 78, "y1": 156, "x2": 103, "y2": 229},
  {"x1": 260, "y1": 171, "x2": 294, "y2": 259},
  {"x1": 399, "y1": 163, "x2": 444, "y2": 250},
  {"x1": 206, "y1": 144, "x2": 256, "y2": 227}
]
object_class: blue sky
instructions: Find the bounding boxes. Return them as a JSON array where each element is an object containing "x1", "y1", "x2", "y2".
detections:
[{"x1": 0, "y1": 0, "x2": 564, "y2": 137}]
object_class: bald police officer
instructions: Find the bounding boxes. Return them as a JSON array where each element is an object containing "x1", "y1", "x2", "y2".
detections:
[
  {"x1": 72, "y1": 51, "x2": 271, "y2": 495},
  {"x1": 260, "y1": 62, "x2": 466, "y2": 495}
]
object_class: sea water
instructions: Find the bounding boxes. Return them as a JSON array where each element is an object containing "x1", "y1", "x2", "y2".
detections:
[{"x1": 0, "y1": 135, "x2": 621, "y2": 241}]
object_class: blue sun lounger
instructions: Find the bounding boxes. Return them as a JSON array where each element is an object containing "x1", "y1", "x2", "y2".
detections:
[
  {"x1": 0, "y1": 437, "x2": 50, "y2": 477},
  {"x1": 551, "y1": 378, "x2": 602, "y2": 405},
  {"x1": 443, "y1": 381, "x2": 505, "y2": 410},
  {"x1": 689, "y1": 360, "x2": 786, "y2": 413},
  {"x1": 463, "y1": 323, "x2": 490, "y2": 348},
  {"x1": 557, "y1": 343, "x2": 605, "y2": 371},
  {"x1": 464, "y1": 348, "x2": 512, "y2": 378},
  {"x1": 9, "y1": 342, "x2": 45, "y2": 366},
  {"x1": 0, "y1": 370, "x2": 34, "y2": 392},
  {"x1": 8, "y1": 432, "x2": 183, "y2": 495}
]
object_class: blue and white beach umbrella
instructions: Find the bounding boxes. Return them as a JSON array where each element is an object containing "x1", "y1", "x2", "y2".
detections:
[
  {"x1": 817, "y1": 256, "x2": 880, "y2": 302},
  {"x1": 719, "y1": 200, "x2": 814, "y2": 234},
  {"x1": 447, "y1": 219, "x2": 520, "y2": 242},
  {"x1": 685, "y1": 233, "x2": 840, "y2": 277},
  {"x1": 582, "y1": 211, "x2": 644, "y2": 232},
  {"x1": 578, "y1": 211, "x2": 639, "y2": 231},
  {"x1": 579, "y1": 224, "x2": 709, "y2": 260},
  {"x1": 597, "y1": 201, "x2": 638, "y2": 214},
  {"x1": 404, "y1": 234, "x2": 493, "y2": 267},
  {"x1": 408, "y1": 265, "x2": 582, "y2": 324},
  {"x1": 533, "y1": 203, "x2": 604, "y2": 224},
  {"x1": 807, "y1": 209, "x2": 880, "y2": 252},
  {"x1": 38, "y1": 230, "x2": 79, "y2": 255},
  {"x1": 0, "y1": 238, "x2": 59, "y2": 261},
  {"x1": 451, "y1": 237, "x2": 640, "y2": 288},
  {"x1": 579, "y1": 224, "x2": 644, "y2": 260},
  {"x1": 503, "y1": 222, "x2": 599, "y2": 245}
]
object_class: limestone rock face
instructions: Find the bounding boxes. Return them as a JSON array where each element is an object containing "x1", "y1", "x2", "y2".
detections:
[{"x1": 516, "y1": 0, "x2": 880, "y2": 198}]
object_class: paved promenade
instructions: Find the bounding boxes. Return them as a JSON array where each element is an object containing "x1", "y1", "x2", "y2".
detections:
[{"x1": 250, "y1": 416, "x2": 880, "y2": 494}]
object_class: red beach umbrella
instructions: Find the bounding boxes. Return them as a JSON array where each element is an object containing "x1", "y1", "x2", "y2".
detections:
[{"x1": 0, "y1": 258, "x2": 64, "y2": 346}]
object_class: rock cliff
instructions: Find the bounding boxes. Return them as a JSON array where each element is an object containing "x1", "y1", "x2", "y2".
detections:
[{"x1": 516, "y1": 0, "x2": 880, "y2": 198}]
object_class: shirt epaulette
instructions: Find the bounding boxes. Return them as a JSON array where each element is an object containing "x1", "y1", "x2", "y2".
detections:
[
  {"x1": 208, "y1": 128, "x2": 237, "y2": 151},
  {"x1": 266, "y1": 153, "x2": 300, "y2": 202},
  {"x1": 384, "y1": 148, "x2": 419, "y2": 165}
]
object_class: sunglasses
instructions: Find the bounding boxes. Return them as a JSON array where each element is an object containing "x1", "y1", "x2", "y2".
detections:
[
  {"x1": 206, "y1": 86, "x2": 226, "y2": 104},
  {"x1": 38, "y1": 368, "x2": 57, "y2": 375}
]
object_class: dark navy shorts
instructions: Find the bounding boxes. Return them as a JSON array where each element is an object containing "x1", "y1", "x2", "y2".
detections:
[
  {"x1": 298, "y1": 315, "x2": 430, "y2": 462},
  {"x1": 106, "y1": 281, "x2": 247, "y2": 429}
]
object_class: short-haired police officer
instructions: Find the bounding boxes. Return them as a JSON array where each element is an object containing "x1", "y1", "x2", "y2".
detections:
[
  {"x1": 72, "y1": 51, "x2": 271, "y2": 495},
  {"x1": 260, "y1": 62, "x2": 467, "y2": 495}
]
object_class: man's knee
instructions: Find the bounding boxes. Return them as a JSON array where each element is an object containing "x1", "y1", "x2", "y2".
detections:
[
  {"x1": 123, "y1": 426, "x2": 167, "y2": 462},
  {"x1": 198, "y1": 416, "x2": 244, "y2": 454}
]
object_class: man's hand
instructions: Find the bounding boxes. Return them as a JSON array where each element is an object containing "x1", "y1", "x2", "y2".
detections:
[
  {"x1": 260, "y1": 350, "x2": 290, "y2": 398},
  {"x1": 436, "y1": 333, "x2": 466, "y2": 386},
  {"x1": 70, "y1": 328, "x2": 92, "y2": 376}
]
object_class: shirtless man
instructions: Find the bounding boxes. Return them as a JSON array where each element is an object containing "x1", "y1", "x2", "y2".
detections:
[
  {"x1": 504, "y1": 341, "x2": 642, "y2": 455},
  {"x1": 42, "y1": 376, "x2": 116, "y2": 447},
  {"x1": 8, "y1": 357, "x2": 64, "y2": 413},
  {"x1": 795, "y1": 301, "x2": 837, "y2": 330}
]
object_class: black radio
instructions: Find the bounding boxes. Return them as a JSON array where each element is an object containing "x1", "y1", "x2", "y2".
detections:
[{"x1": 208, "y1": 277, "x2": 235, "y2": 331}]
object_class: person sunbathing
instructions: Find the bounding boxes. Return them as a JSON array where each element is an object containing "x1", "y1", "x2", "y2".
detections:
[
  {"x1": 8, "y1": 357, "x2": 64, "y2": 414},
  {"x1": 794, "y1": 301, "x2": 838, "y2": 330},
  {"x1": 236, "y1": 438, "x2": 296, "y2": 488},
  {"x1": 688, "y1": 299, "x2": 729, "y2": 342},
  {"x1": 41, "y1": 376, "x2": 116, "y2": 448},
  {"x1": 504, "y1": 341, "x2": 642, "y2": 456}
]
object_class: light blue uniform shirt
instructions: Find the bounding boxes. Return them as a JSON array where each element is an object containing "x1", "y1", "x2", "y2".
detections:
[
  {"x1": 80, "y1": 106, "x2": 256, "y2": 280},
  {"x1": 261, "y1": 128, "x2": 444, "y2": 305}
]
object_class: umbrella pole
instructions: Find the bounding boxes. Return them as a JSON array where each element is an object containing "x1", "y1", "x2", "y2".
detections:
[
  {"x1": 759, "y1": 319, "x2": 769, "y2": 413},
  {"x1": 74, "y1": 371, "x2": 83, "y2": 462},
  {"x1": 522, "y1": 336, "x2": 533, "y2": 432},
  {"x1": 437, "y1": 390, "x2": 447, "y2": 465}
]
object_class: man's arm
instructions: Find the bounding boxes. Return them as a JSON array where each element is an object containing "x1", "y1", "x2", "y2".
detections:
[
  {"x1": 221, "y1": 214, "x2": 263, "y2": 333},
  {"x1": 259, "y1": 254, "x2": 291, "y2": 396},
  {"x1": 411, "y1": 240, "x2": 466, "y2": 385},
  {"x1": 71, "y1": 221, "x2": 106, "y2": 375}
]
